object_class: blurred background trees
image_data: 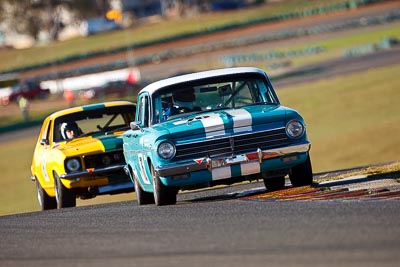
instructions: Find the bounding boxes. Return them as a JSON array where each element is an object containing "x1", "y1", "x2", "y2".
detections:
[
  {"x1": 0, "y1": 0, "x2": 110, "y2": 42},
  {"x1": 0, "y1": 0, "x2": 258, "y2": 44}
]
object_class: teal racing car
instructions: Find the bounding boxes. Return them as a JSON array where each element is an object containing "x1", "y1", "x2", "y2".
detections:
[{"x1": 123, "y1": 67, "x2": 312, "y2": 205}]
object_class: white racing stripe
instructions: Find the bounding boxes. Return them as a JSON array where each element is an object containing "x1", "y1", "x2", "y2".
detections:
[
  {"x1": 240, "y1": 161, "x2": 260, "y2": 176},
  {"x1": 200, "y1": 109, "x2": 253, "y2": 137},
  {"x1": 138, "y1": 153, "x2": 151, "y2": 184},
  {"x1": 212, "y1": 166, "x2": 231, "y2": 180},
  {"x1": 200, "y1": 114, "x2": 225, "y2": 138},
  {"x1": 225, "y1": 109, "x2": 253, "y2": 132},
  {"x1": 211, "y1": 161, "x2": 260, "y2": 180}
]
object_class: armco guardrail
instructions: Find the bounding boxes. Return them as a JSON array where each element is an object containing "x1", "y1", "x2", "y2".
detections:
[
  {"x1": 0, "y1": 119, "x2": 43, "y2": 135},
  {"x1": 220, "y1": 46, "x2": 326, "y2": 66},
  {"x1": 344, "y1": 37, "x2": 399, "y2": 57},
  {"x1": 0, "y1": 0, "x2": 389, "y2": 76}
]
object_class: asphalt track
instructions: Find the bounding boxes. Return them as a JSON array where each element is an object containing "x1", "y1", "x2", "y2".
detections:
[{"x1": 1, "y1": 177, "x2": 400, "y2": 267}]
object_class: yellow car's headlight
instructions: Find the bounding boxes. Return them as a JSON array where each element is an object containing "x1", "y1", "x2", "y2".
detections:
[{"x1": 66, "y1": 158, "x2": 81, "y2": 172}]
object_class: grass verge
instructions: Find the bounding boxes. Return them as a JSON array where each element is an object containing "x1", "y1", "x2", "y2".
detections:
[{"x1": 277, "y1": 63, "x2": 400, "y2": 172}]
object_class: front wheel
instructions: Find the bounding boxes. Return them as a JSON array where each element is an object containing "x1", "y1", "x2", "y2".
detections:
[
  {"x1": 36, "y1": 180, "x2": 57, "y2": 210},
  {"x1": 133, "y1": 174, "x2": 154, "y2": 205},
  {"x1": 151, "y1": 165, "x2": 177, "y2": 206},
  {"x1": 289, "y1": 155, "x2": 313, "y2": 187},
  {"x1": 54, "y1": 172, "x2": 76, "y2": 208},
  {"x1": 263, "y1": 176, "x2": 285, "y2": 191}
]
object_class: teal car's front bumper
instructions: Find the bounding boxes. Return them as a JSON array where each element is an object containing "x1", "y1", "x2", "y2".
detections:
[{"x1": 155, "y1": 142, "x2": 310, "y2": 186}]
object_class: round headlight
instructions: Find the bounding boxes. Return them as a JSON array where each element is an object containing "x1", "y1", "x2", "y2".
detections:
[
  {"x1": 157, "y1": 141, "x2": 176, "y2": 159},
  {"x1": 102, "y1": 155, "x2": 112, "y2": 165},
  {"x1": 286, "y1": 120, "x2": 305, "y2": 139},
  {"x1": 66, "y1": 158, "x2": 81, "y2": 172}
]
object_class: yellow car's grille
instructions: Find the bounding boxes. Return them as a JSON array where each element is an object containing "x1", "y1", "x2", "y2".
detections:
[{"x1": 84, "y1": 151, "x2": 125, "y2": 168}]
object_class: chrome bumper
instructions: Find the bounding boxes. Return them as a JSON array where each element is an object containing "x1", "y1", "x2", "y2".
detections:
[
  {"x1": 60, "y1": 164, "x2": 126, "y2": 180},
  {"x1": 156, "y1": 142, "x2": 311, "y2": 177}
]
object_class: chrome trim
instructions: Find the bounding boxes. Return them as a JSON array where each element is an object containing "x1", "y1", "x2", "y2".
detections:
[
  {"x1": 156, "y1": 142, "x2": 310, "y2": 177},
  {"x1": 177, "y1": 127, "x2": 286, "y2": 146},
  {"x1": 257, "y1": 148, "x2": 262, "y2": 164},
  {"x1": 174, "y1": 127, "x2": 289, "y2": 161},
  {"x1": 60, "y1": 164, "x2": 126, "y2": 180}
]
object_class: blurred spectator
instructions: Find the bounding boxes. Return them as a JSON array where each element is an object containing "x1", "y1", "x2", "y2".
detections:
[
  {"x1": 18, "y1": 96, "x2": 29, "y2": 122},
  {"x1": 63, "y1": 89, "x2": 75, "y2": 107}
]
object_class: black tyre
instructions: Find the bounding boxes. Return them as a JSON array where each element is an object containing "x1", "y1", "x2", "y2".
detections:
[
  {"x1": 289, "y1": 155, "x2": 313, "y2": 187},
  {"x1": 54, "y1": 172, "x2": 76, "y2": 208},
  {"x1": 133, "y1": 174, "x2": 154, "y2": 205},
  {"x1": 151, "y1": 165, "x2": 177, "y2": 206},
  {"x1": 36, "y1": 180, "x2": 57, "y2": 210},
  {"x1": 263, "y1": 176, "x2": 285, "y2": 191}
]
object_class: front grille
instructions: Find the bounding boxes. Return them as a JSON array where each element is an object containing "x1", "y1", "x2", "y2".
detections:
[
  {"x1": 174, "y1": 128, "x2": 289, "y2": 161},
  {"x1": 84, "y1": 151, "x2": 125, "y2": 168}
]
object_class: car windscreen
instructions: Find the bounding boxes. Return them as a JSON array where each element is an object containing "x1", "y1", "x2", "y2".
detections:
[
  {"x1": 54, "y1": 105, "x2": 135, "y2": 142},
  {"x1": 152, "y1": 73, "x2": 279, "y2": 124}
]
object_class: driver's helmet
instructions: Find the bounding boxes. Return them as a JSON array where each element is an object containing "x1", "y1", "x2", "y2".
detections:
[{"x1": 60, "y1": 121, "x2": 79, "y2": 140}]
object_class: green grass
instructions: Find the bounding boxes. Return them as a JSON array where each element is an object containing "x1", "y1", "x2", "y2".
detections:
[
  {"x1": 0, "y1": 0, "x2": 358, "y2": 72},
  {"x1": 1, "y1": 63, "x2": 399, "y2": 216},
  {"x1": 0, "y1": 137, "x2": 38, "y2": 215},
  {"x1": 277, "y1": 64, "x2": 400, "y2": 172}
]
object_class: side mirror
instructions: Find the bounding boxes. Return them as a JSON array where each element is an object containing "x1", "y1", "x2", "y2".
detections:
[
  {"x1": 130, "y1": 121, "x2": 141, "y2": 130},
  {"x1": 40, "y1": 139, "x2": 49, "y2": 145}
]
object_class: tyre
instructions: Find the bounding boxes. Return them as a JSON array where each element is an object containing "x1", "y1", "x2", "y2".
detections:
[
  {"x1": 263, "y1": 176, "x2": 285, "y2": 191},
  {"x1": 134, "y1": 174, "x2": 154, "y2": 205},
  {"x1": 36, "y1": 180, "x2": 57, "y2": 210},
  {"x1": 54, "y1": 172, "x2": 76, "y2": 208},
  {"x1": 151, "y1": 165, "x2": 177, "y2": 206},
  {"x1": 289, "y1": 155, "x2": 313, "y2": 187}
]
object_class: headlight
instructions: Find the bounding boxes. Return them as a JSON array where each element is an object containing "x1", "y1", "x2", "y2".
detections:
[
  {"x1": 157, "y1": 141, "x2": 176, "y2": 159},
  {"x1": 286, "y1": 120, "x2": 305, "y2": 139},
  {"x1": 102, "y1": 155, "x2": 112, "y2": 165},
  {"x1": 66, "y1": 158, "x2": 81, "y2": 172}
]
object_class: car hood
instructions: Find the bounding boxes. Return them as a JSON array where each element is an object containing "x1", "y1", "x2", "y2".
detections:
[
  {"x1": 154, "y1": 105, "x2": 289, "y2": 141},
  {"x1": 54, "y1": 134, "x2": 124, "y2": 157}
]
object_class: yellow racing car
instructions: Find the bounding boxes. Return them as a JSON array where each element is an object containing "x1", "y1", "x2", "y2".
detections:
[{"x1": 31, "y1": 101, "x2": 136, "y2": 210}]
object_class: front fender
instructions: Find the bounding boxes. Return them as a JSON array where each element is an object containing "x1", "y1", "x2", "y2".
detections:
[{"x1": 34, "y1": 149, "x2": 66, "y2": 195}]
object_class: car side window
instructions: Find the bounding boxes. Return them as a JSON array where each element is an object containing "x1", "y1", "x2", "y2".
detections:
[
  {"x1": 41, "y1": 120, "x2": 51, "y2": 144},
  {"x1": 138, "y1": 95, "x2": 150, "y2": 128}
]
